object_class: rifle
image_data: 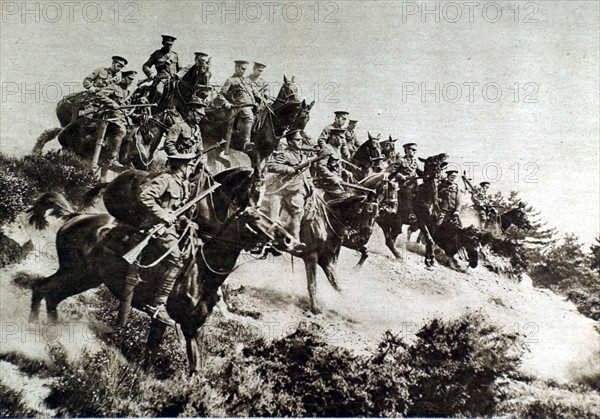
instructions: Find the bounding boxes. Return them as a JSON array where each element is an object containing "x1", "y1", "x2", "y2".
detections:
[
  {"x1": 122, "y1": 182, "x2": 221, "y2": 264},
  {"x1": 291, "y1": 153, "x2": 329, "y2": 172},
  {"x1": 78, "y1": 103, "x2": 157, "y2": 117},
  {"x1": 341, "y1": 159, "x2": 360, "y2": 170},
  {"x1": 340, "y1": 181, "x2": 376, "y2": 194}
]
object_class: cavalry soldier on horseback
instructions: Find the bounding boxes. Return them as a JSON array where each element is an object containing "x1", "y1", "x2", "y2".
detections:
[
  {"x1": 437, "y1": 170, "x2": 461, "y2": 227},
  {"x1": 345, "y1": 119, "x2": 360, "y2": 154},
  {"x1": 138, "y1": 152, "x2": 198, "y2": 326},
  {"x1": 142, "y1": 34, "x2": 180, "y2": 104},
  {"x1": 83, "y1": 56, "x2": 127, "y2": 93},
  {"x1": 175, "y1": 52, "x2": 212, "y2": 101},
  {"x1": 471, "y1": 181, "x2": 498, "y2": 223},
  {"x1": 317, "y1": 110, "x2": 349, "y2": 149},
  {"x1": 246, "y1": 62, "x2": 268, "y2": 103},
  {"x1": 96, "y1": 70, "x2": 138, "y2": 170},
  {"x1": 164, "y1": 100, "x2": 206, "y2": 156},
  {"x1": 214, "y1": 60, "x2": 261, "y2": 153},
  {"x1": 397, "y1": 142, "x2": 422, "y2": 223},
  {"x1": 265, "y1": 130, "x2": 312, "y2": 243},
  {"x1": 314, "y1": 134, "x2": 350, "y2": 201}
]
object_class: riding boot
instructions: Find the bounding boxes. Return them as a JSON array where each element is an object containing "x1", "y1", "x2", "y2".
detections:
[
  {"x1": 105, "y1": 123, "x2": 127, "y2": 169},
  {"x1": 240, "y1": 119, "x2": 255, "y2": 153},
  {"x1": 288, "y1": 213, "x2": 303, "y2": 243},
  {"x1": 116, "y1": 265, "x2": 140, "y2": 327},
  {"x1": 145, "y1": 264, "x2": 179, "y2": 326}
]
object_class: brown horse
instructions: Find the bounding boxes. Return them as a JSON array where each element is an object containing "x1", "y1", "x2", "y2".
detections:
[
  {"x1": 31, "y1": 66, "x2": 209, "y2": 166},
  {"x1": 26, "y1": 168, "x2": 293, "y2": 374},
  {"x1": 376, "y1": 154, "x2": 481, "y2": 268},
  {"x1": 297, "y1": 190, "x2": 381, "y2": 314},
  {"x1": 201, "y1": 76, "x2": 313, "y2": 171},
  {"x1": 348, "y1": 132, "x2": 385, "y2": 181}
]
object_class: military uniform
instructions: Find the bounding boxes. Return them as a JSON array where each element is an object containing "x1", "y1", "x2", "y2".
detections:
[
  {"x1": 143, "y1": 36, "x2": 180, "y2": 102},
  {"x1": 471, "y1": 184, "x2": 497, "y2": 221},
  {"x1": 317, "y1": 125, "x2": 350, "y2": 160},
  {"x1": 96, "y1": 79, "x2": 133, "y2": 165},
  {"x1": 83, "y1": 67, "x2": 121, "y2": 91},
  {"x1": 345, "y1": 128, "x2": 359, "y2": 155},
  {"x1": 138, "y1": 162, "x2": 190, "y2": 325},
  {"x1": 438, "y1": 179, "x2": 461, "y2": 226},
  {"x1": 313, "y1": 145, "x2": 346, "y2": 201},
  {"x1": 164, "y1": 120, "x2": 203, "y2": 156},
  {"x1": 215, "y1": 74, "x2": 259, "y2": 148},
  {"x1": 266, "y1": 146, "x2": 310, "y2": 240}
]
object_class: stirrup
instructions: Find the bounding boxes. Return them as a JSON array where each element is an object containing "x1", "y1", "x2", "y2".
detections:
[{"x1": 144, "y1": 304, "x2": 176, "y2": 326}]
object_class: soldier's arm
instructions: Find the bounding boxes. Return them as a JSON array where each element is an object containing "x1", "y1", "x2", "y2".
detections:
[
  {"x1": 96, "y1": 86, "x2": 120, "y2": 109},
  {"x1": 317, "y1": 128, "x2": 329, "y2": 149},
  {"x1": 163, "y1": 123, "x2": 183, "y2": 155},
  {"x1": 340, "y1": 139, "x2": 350, "y2": 160},
  {"x1": 142, "y1": 52, "x2": 157, "y2": 78},
  {"x1": 139, "y1": 175, "x2": 171, "y2": 224},
  {"x1": 215, "y1": 79, "x2": 233, "y2": 108},
  {"x1": 82, "y1": 68, "x2": 101, "y2": 91},
  {"x1": 266, "y1": 154, "x2": 295, "y2": 175},
  {"x1": 174, "y1": 53, "x2": 181, "y2": 72}
]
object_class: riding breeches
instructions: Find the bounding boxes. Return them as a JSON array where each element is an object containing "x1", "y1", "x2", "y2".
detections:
[
  {"x1": 236, "y1": 107, "x2": 255, "y2": 144},
  {"x1": 104, "y1": 121, "x2": 127, "y2": 159},
  {"x1": 151, "y1": 229, "x2": 182, "y2": 268}
]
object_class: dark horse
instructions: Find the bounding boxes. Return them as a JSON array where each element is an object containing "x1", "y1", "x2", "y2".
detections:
[
  {"x1": 377, "y1": 154, "x2": 481, "y2": 269},
  {"x1": 201, "y1": 76, "x2": 313, "y2": 171},
  {"x1": 26, "y1": 168, "x2": 294, "y2": 373},
  {"x1": 297, "y1": 189, "x2": 381, "y2": 314},
  {"x1": 460, "y1": 200, "x2": 532, "y2": 236},
  {"x1": 348, "y1": 132, "x2": 385, "y2": 181},
  {"x1": 31, "y1": 66, "x2": 210, "y2": 170}
]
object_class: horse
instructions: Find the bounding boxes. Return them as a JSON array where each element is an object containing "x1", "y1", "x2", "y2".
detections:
[
  {"x1": 201, "y1": 76, "x2": 313, "y2": 172},
  {"x1": 26, "y1": 168, "x2": 295, "y2": 374},
  {"x1": 376, "y1": 154, "x2": 481, "y2": 269},
  {"x1": 348, "y1": 132, "x2": 385, "y2": 181},
  {"x1": 380, "y1": 135, "x2": 399, "y2": 162},
  {"x1": 459, "y1": 201, "x2": 531, "y2": 235},
  {"x1": 297, "y1": 189, "x2": 381, "y2": 314},
  {"x1": 31, "y1": 66, "x2": 209, "y2": 167}
]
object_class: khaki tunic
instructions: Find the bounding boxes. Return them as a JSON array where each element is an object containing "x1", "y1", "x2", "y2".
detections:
[{"x1": 83, "y1": 67, "x2": 121, "y2": 90}]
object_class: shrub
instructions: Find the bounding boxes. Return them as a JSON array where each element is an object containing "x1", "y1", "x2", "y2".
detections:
[
  {"x1": 0, "y1": 382, "x2": 35, "y2": 417},
  {"x1": 0, "y1": 151, "x2": 99, "y2": 228},
  {"x1": 400, "y1": 313, "x2": 523, "y2": 417}
]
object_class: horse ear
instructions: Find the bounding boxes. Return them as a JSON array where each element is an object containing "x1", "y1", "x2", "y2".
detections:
[
  {"x1": 283, "y1": 75, "x2": 289, "y2": 83},
  {"x1": 308, "y1": 100, "x2": 315, "y2": 110},
  {"x1": 367, "y1": 131, "x2": 372, "y2": 140},
  {"x1": 418, "y1": 157, "x2": 426, "y2": 162},
  {"x1": 301, "y1": 99, "x2": 306, "y2": 108},
  {"x1": 207, "y1": 57, "x2": 212, "y2": 65},
  {"x1": 291, "y1": 76, "x2": 295, "y2": 82},
  {"x1": 388, "y1": 135, "x2": 392, "y2": 141},
  {"x1": 376, "y1": 133, "x2": 381, "y2": 140},
  {"x1": 518, "y1": 201, "x2": 525, "y2": 208}
]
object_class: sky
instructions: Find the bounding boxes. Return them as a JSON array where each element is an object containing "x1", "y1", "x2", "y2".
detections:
[{"x1": 0, "y1": 0, "x2": 598, "y2": 244}]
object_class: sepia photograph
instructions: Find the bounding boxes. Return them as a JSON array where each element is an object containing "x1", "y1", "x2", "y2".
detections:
[{"x1": 0, "y1": 0, "x2": 599, "y2": 416}]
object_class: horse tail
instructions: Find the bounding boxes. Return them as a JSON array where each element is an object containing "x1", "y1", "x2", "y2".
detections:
[
  {"x1": 31, "y1": 127, "x2": 63, "y2": 154},
  {"x1": 26, "y1": 192, "x2": 79, "y2": 230},
  {"x1": 80, "y1": 182, "x2": 110, "y2": 209}
]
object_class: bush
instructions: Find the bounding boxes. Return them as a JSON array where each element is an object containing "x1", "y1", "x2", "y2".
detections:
[
  {"x1": 400, "y1": 313, "x2": 523, "y2": 417},
  {"x1": 0, "y1": 382, "x2": 35, "y2": 417},
  {"x1": 0, "y1": 151, "x2": 99, "y2": 228}
]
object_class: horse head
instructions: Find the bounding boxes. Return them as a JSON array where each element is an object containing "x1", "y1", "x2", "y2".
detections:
[
  {"x1": 420, "y1": 153, "x2": 449, "y2": 181},
  {"x1": 352, "y1": 132, "x2": 384, "y2": 174},
  {"x1": 503, "y1": 201, "x2": 532, "y2": 231},
  {"x1": 380, "y1": 135, "x2": 398, "y2": 161},
  {"x1": 277, "y1": 75, "x2": 301, "y2": 103},
  {"x1": 360, "y1": 172, "x2": 399, "y2": 215}
]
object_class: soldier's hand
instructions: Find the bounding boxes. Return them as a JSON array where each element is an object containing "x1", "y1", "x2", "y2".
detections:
[
  {"x1": 162, "y1": 212, "x2": 177, "y2": 225},
  {"x1": 223, "y1": 102, "x2": 232, "y2": 110},
  {"x1": 88, "y1": 87, "x2": 97, "y2": 93}
]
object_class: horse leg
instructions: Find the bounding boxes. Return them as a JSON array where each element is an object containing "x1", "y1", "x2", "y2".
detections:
[
  {"x1": 355, "y1": 245, "x2": 369, "y2": 267},
  {"x1": 317, "y1": 252, "x2": 341, "y2": 292},
  {"x1": 384, "y1": 227, "x2": 403, "y2": 259},
  {"x1": 43, "y1": 270, "x2": 102, "y2": 322},
  {"x1": 302, "y1": 253, "x2": 320, "y2": 314},
  {"x1": 420, "y1": 225, "x2": 435, "y2": 268},
  {"x1": 182, "y1": 326, "x2": 204, "y2": 375},
  {"x1": 32, "y1": 127, "x2": 62, "y2": 154},
  {"x1": 144, "y1": 320, "x2": 168, "y2": 371}
]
